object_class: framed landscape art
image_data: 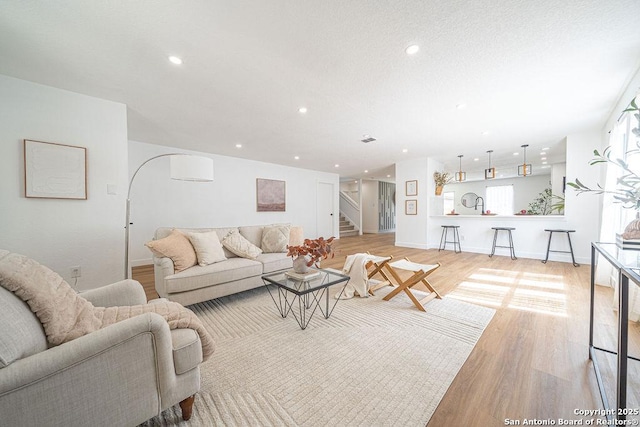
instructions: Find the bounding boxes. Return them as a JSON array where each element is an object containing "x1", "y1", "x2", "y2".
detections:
[{"x1": 256, "y1": 178, "x2": 286, "y2": 212}]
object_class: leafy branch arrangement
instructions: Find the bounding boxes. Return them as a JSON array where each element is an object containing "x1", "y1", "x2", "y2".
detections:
[
  {"x1": 286, "y1": 237, "x2": 335, "y2": 267},
  {"x1": 526, "y1": 188, "x2": 564, "y2": 215},
  {"x1": 433, "y1": 171, "x2": 453, "y2": 186},
  {"x1": 567, "y1": 98, "x2": 640, "y2": 211}
]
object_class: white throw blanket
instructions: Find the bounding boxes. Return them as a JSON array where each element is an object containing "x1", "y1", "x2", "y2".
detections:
[
  {"x1": 0, "y1": 250, "x2": 215, "y2": 361},
  {"x1": 336, "y1": 253, "x2": 376, "y2": 299}
]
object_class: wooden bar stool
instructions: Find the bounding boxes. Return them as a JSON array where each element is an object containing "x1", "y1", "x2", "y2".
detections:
[
  {"x1": 489, "y1": 227, "x2": 517, "y2": 260},
  {"x1": 382, "y1": 258, "x2": 442, "y2": 311},
  {"x1": 541, "y1": 229, "x2": 579, "y2": 267},
  {"x1": 438, "y1": 225, "x2": 462, "y2": 253}
]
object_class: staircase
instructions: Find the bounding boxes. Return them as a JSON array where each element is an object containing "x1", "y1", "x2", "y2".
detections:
[{"x1": 339, "y1": 214, "x2": 358, "y2": 238}]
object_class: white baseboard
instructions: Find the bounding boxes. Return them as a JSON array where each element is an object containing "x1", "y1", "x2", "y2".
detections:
[
  {"x1": 395, "y1": 241, "x2": 429, "y2": 250},
  {"x1": 428, "y1": 243, "x2": 588, "y2": 264},
  {"x1": 131, "y1": 257, "x2": 153, "y2": 267}
]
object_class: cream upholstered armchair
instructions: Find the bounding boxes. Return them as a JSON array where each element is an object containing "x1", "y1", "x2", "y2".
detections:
[{"x1": 0, "y1": 279, "x2": 203, "y2": 426}]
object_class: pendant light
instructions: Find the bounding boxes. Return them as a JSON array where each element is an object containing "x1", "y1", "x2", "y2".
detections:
[
  {"x1": 455, "y1": 155, "x2": 466, "y2": 182},
  {"x1": 518, "y1": 144, "x2": 532, "y2": 176},
  {"x1": 484, "y1": 150, "x2": 495, "y2": 179}
]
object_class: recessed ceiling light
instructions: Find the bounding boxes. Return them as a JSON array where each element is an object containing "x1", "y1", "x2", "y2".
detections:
[
  {"x1": 513, "y1": 152, "x2": 519, "y2": 156},
  {"x1": 473, "y1": 158, "x2": 479, "y2": 161},
  {"x1": 364, "y1": 170, "x2": 368, "y2": 173},
  {"x1": 235, "y1": 144, "x2": 242, "y2": 148},
  {"x1": 354, "y1": 180, "x2": 358, "y2": 183},
  {"x1": 541, "y1": 157, "x2": 547, "y2": 160},
  {"x1": 456, "y1": 103, "x2": 467, "y2": 110},
  {"x1": 298, "y1": 107, "x2": 307, "y2": 114},
  {"x1": 542, "y1": 161, "x2": 548, "y2": 165},
  {"x1": 542, "y1": 147, "x2": 550, "y2": 150},
  {"x1": 405, "y1": 45, "x2": 420, "y2": 55},
  {"x1": 402, "y1": 148, "x2": 408, "y2": 153},
  {"x1": 168, "y1": 56, "x2": 183, "y2": 65},
  {"x1": 294, "y1": 156, "x2": 299, "y2": 160},
  {"x1": 334, "y1": 164, "x2": 339, "y2": 168},
  {"x1": 541, "y1": 165, "x2": 551, "y2": 169},
  {"x1": 540, "y1": 151, "x2": 547, "y2": 155},
  {"x1": 387, "y1": 174, "x2": 391, "y2": 178}
]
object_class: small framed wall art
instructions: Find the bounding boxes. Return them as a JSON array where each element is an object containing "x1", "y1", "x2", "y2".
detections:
[
  {"x1": 406, "y1": 180, "x2": 418, "y2": 196},
  {"x1": 256, "y1": 178, "x2": 286, "y2": 212},
  {"x1": 405, "y1": 199, "x2": 417, "y2": 215},
  {"x1": 24, "y1": 139, "x2": 87, "y2": 199}
]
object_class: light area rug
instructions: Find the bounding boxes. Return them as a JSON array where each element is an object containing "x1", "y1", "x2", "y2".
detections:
[{"x1": 142, "y1": 285, "x2": 495, "y2": 427}]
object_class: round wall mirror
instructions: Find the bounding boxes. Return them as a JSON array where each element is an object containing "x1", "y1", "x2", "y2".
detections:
[{"x1": 461, "y1": 192, "x2": 478, "y2": 208}]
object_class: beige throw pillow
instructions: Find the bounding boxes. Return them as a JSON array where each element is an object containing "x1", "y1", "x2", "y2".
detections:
[
  {"x1": 145, "y1": 230, "x2": 197, "y2": 272},
  {"x1": 222, "y1": 229, "x2": 263, "y2": 259},
  {"x1": 186, "y1": 231, "x2": 227, "y2": 266},
  {"x1": 261, "y1": 224, "x2": 291, "y2": 253}
]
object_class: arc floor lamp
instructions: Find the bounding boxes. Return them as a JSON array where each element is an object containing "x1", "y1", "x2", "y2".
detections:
[{"x1": 125, "y1": 153, "x2": 214, "y2": 279}]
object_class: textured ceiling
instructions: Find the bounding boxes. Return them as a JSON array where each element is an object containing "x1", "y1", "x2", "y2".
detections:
[{"x1": 1, "y1": 0, "x2": 639, "y2": 180}]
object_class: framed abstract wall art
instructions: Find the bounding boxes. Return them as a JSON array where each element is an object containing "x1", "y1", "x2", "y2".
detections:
[
  {"x1": 406, "y1": 180, "x2": 417, "y2": 196},
  {"x1": 405, "y1": 199, "x2": 417, "y2": 215},
  {"x1": 24, "y1": 139, "x2": 87, "y2": 199},
  {"x1": 256, "y1": 178, "x2": 286, "y2": 211}
]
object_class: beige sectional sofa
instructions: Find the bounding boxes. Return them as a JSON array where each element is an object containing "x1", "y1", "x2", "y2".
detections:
[{"x1": 152, "y1": 225, "x2": 301, "y2": 306}]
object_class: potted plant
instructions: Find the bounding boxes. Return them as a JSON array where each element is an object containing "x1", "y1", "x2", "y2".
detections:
[
  {"x1": 525, "y1": 188, "x2": 564, "y2": 215},
  {"x1": 287, "y1": 237, "x2": 335, "y2": 273},
  {"x1": 433, "y1": 171, "x2": 452, "y2": 196},
  {"x1": 568, "y1": 97, "x2": 640, "y2": 242}
]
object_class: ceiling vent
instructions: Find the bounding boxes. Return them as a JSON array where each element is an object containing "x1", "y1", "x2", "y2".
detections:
[{"x1": 361, "y1": 135, "x2": 377, "y2": 143}]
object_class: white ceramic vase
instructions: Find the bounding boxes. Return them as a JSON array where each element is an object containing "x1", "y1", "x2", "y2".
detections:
[{"x1": 293, "y1": 255, "x2": 310, "y2": 273}]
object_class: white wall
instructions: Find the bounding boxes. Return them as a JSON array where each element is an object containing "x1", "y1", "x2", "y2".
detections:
[
  {"x1": 395, "y1": 158, "x2": 429, "y2": 248},
  {"x1": 0, "y1": 75, "x2": 128, "y2": 290},
  {"x1": 128, "y1": 141, "x2": 339, "y2": 265},
  {"x1": 562, "y1": 129, "x2": 605, "y2": 261}
]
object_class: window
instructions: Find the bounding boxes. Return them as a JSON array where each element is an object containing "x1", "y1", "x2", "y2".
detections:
[
  {"x1": 443, "y1": 191, "x2": 455, "y2": 214},
  {"x1": 486, "y1": 185, "x2": 513, "y2": 214}
]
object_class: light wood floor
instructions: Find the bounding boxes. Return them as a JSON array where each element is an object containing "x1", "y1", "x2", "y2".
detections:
[{"x1": 133, "y1": 232, "x2": 634, "y2": 426}]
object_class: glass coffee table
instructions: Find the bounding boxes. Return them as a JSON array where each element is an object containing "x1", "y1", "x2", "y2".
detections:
[{"x1": 262, "y1": 269, "x2": 350, "y2": 330}]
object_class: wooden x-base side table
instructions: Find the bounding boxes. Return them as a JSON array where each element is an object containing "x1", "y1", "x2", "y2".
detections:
[{"x1": 382, "y1": 258, "x2": 442, "y2": 311}]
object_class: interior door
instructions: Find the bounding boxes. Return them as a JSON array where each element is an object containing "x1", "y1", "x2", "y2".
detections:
[{"x1": 316, "y1": 182, "x2": 335, "y2": 238}]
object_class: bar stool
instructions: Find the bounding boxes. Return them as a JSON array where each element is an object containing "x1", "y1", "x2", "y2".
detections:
[
  {"x1": 439, "y1": 225, "x2": 461, "y2": 253},
  {"x1": 541, "y1": 229, "x2": 579, "y2": 267},
  {"x1": 489, "y1": 227, "x2": 517, "y2": 260}
]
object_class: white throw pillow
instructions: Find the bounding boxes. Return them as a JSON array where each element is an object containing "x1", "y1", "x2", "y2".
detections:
[
  {"x1": 222, "y1": 229, "x2": 263, "y2": 259},
  {"x1": 261, "y1": 224, "x2": 291, "y2": 253},
  {"x1": 186, "y1": 231, "x2": 227, "y2": 266}
]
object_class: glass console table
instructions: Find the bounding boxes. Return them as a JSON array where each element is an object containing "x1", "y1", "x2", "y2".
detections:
[{"x1": 589, "y1": 242, "x2": 640, "y2": 422}]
